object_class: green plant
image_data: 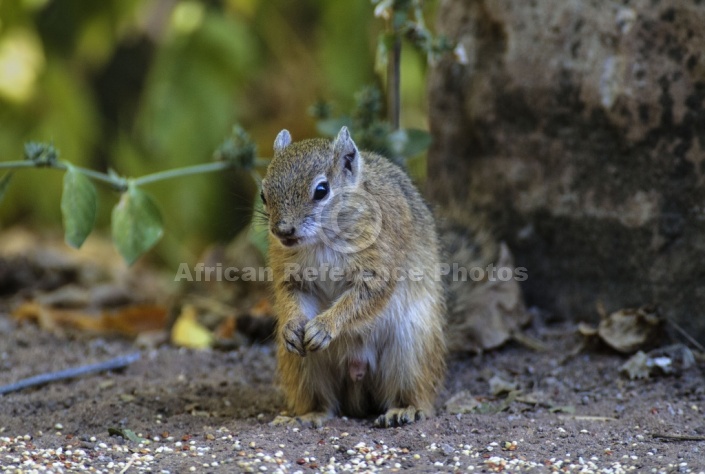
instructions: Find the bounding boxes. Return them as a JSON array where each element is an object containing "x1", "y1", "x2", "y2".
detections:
[
  {"x1": 312, "y1": 0, "x2": 454, "y2": 167},
  {"x1": 0, "y1": 126, "x2": 261, "y2": 265},
  {"x1": 312, "y1": 85, "x2": 431, "y2": 167},
  {"x1": 0, "y1": 1, "x2": 453, "y2": 266},
  {"x1": 373, "y1": 0, "x2": 454, "y2": 127}
]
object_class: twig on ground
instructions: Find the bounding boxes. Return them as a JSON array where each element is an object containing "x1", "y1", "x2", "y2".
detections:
[
  {"x1": 652, "y1": 433, "x2": 705, "y2": 442},
  {"x1": 666, "y1": 317, "x2": 705, "y2": 353},
  {"x1": 0, "y1": 352, "x2": 141, "y2": 395},
  {"x1": 558, "y1": 415, "x2": 618, "y2": 422},
  {"x1": 511, "y1": 331, "x2": 550, "y2": 352},
  {"x1": 119, "y1": 453, "x2": 137, "y2": 474}
]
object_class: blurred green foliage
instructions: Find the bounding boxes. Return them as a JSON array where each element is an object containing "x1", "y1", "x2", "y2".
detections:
[
  {"x1": 314, "y1": 85, "x2": 432, "y2": 167},
  {"x1": 0, "y1": 0, "x2": 435, "y2": 267}
]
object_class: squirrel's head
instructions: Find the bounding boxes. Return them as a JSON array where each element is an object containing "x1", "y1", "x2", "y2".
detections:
[{"x1": 261, "y1": 126, "x2": 367, "y2": 249}]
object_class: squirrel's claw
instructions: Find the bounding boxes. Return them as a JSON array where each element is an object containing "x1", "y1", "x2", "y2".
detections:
[
  {"x1": 303, "y1": 318, "x2": 332, "y2": 352},
  {"x1": 284, "y1": 340, "x2": 305, "y2": 357},
  {"x1": 374, "y1": 407, "x2": 425, "y2": 428},
  {"x1": 270, "y1": 411, "x2": 331, "y2": 428},
  {"x1": 282, "y1": 318, "x2": 306, "y2": 356}
]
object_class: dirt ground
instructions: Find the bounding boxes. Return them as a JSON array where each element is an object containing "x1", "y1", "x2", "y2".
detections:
[{"x1": 1, "y1": 313, "x2": 704, "y2": 473}]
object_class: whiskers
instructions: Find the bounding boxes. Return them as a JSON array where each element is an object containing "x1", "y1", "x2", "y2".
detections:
[
  {"x1": 248, "y1": 207, "x2": 271, "y2": 249},
  {"x1": 251, "y1": 208, "x2": 270, "y2": 227}
]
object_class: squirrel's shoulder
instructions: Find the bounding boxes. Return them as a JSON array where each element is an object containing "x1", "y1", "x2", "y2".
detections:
[
  {"x1": 361, "y1": 152, "x2": 414, "y2": 192},
  {"x1": 362, "y1": 151, "x2": 433, "y2": 216}
]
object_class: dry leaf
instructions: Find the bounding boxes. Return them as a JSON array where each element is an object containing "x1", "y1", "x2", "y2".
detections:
[
  {"x1": 598, "y1": 305, "x2": 662, "y2": 353},
  {"x1": 578, "y1": 322, "x2": 598, "y2": 337},
  {"x1": 622, "y1": 353, "x2": 672, "y2": 379},
  {"x1": 620, "y1": 351, "x2": 655, "y2": 379},
  {"x1": 489, "y1": 374, "x2": 519, "y2": 396},
  {"x1": 445, "y1": 390, "x2": 481, "y2": 414},
  {"x1": 101, "y1": 305, "x2": 167, "y2": 335},
  {"x1": 12, "y1": 302, "x2": 167, "y2": 336},
  {"x1": 171, "y1": 305, "x2": 213, "y2": 349}
]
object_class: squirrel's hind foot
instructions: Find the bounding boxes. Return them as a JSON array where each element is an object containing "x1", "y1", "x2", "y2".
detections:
[
  {"x1": 270, "y1": 411, "x2": 331, "y2": 429},
  {"x1": 374, "y1": 406, "x2": 426, "y2": 428}
]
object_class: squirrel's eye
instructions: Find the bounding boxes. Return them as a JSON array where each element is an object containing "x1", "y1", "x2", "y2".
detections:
[
  {"x1": 260, "y1": 190, "x2": 267, "y2": 206},
  {"x1": 313, "y1": 181, "x2": 329, "y2": 201}
]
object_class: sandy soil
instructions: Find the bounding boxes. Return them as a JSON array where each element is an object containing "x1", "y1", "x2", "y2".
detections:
[{"x1": 1, "y1": 314, "x2": 704, "y2": 473}]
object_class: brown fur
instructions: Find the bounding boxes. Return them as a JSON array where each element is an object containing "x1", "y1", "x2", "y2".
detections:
[{"x1": 262, "y1": 128, "x2": 446, "y2": 428}]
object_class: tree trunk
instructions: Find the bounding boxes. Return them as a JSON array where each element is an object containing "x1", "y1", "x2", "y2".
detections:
[{"x1": 428, "y1": 0, "x2": 705, "y2": 342}]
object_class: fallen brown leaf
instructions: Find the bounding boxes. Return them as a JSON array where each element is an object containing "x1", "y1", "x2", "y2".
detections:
[
  {"x1": 12, "y1": 301, "x2": 167, "y2": 337},
  {"x1": 598, "y1": 305, "x2": 662, "y2": 353}
]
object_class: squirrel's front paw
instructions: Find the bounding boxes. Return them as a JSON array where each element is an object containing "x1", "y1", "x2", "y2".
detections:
[
  {"x1": 304, "y1": 317, "x2": 333, "y2": 352},
  {"x1": 281, "y1": 318, "x2": 306, "y2": 356}
]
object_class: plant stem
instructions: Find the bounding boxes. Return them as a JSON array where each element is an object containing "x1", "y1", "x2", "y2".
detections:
[
  {"x1": 70, "y1": 164, "x2": 127, "y2": 189},
  {"x1": 0, "y1": 160, "x2": 126, "y2": 190},
  {"x1": 0, "y1": 158, "x2": 252, "y2": 191},
  {"x1": 131, "y1": 161, "x2": 234, "y2": 187},
  {"x1": 0, "y1": 151, "x2": 269, "y2": 192},
  {"x1": 0, "y1": 161, "x2": 40, "y2": 169}
]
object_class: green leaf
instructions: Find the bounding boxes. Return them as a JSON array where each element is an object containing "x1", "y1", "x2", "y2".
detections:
[
  {"x1": 111, "y1": 184, "x2": 163, "y2": 265},
  {"x1": 0, "y1": 172, "x2": 14, "y2": 204},
  {"x1": 108, "y1": 427, "x2": 150, "y2": 444},
  {"x1": 61, "y1": 165, "x2": 98, "y2": 248}
]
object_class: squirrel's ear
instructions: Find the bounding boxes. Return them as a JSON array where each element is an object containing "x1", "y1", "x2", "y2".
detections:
[
  {"x1": 274, "y1": 129, "x2": 292, "y2": 153},
  {"x1": 333, "y1": 126, "x2": 361, "y2": 180}
]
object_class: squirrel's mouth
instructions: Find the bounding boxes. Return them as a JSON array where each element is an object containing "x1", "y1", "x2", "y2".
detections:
[{"x1": 280, "y1": 237, "x2": 300, "y2": 247}]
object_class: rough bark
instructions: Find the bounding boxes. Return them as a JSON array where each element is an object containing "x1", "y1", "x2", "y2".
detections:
[{"x1": 428, "y1": 0, "x2": 705, "y2": 341}]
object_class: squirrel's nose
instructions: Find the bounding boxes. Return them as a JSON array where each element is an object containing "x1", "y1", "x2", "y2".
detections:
[{"x1": 273, "y1": 223, "x2": 296, "y2": 238}]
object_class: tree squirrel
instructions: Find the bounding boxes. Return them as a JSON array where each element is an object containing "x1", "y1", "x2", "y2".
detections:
[{"x1": 261, "y1": 126, "x2": 446, "y2": 428}]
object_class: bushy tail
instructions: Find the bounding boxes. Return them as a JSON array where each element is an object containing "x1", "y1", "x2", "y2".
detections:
[{"x1": 437, "y1": 204, "x2": 529, "y2": 353}]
